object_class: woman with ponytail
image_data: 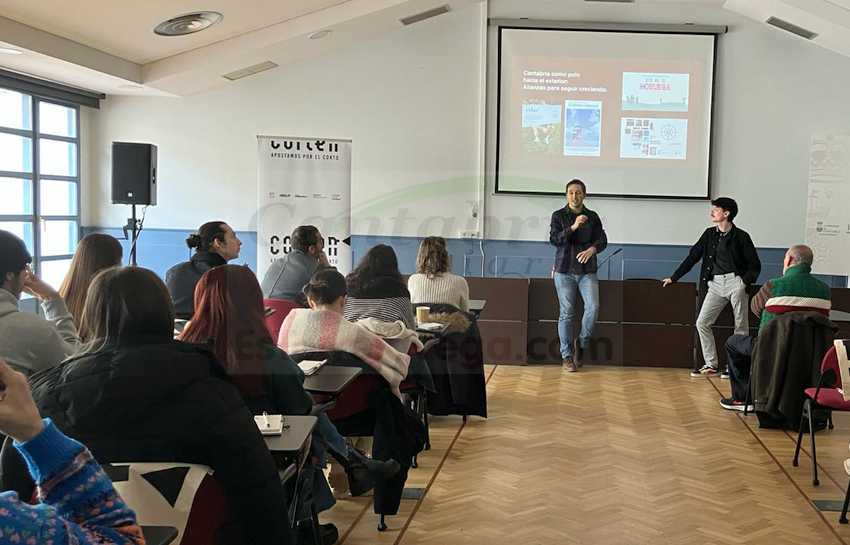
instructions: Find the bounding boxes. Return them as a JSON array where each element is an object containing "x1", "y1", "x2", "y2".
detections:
[{"x1": 165, "y1": 221, "x2": 242, "y2": 319}]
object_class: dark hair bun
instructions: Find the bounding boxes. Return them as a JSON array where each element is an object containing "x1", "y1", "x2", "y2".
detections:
[
  {"x1": 303, "y1": 269, "x2": 346, "y2": 304},
  {"x1": 186, "y1": 234, "x2": 202, "y2": 249}
]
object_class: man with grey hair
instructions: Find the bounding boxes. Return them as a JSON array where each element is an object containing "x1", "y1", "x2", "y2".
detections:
[{"x1": 720, "y1": 244, "x2": 831, "y2": 411}]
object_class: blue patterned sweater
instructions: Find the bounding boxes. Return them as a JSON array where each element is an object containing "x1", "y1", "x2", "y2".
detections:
[{"x1": 0, "y1": 419, "x2": 144, "y2": 545}]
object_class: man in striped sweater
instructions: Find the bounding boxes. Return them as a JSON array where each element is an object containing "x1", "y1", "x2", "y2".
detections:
[{"x1": 720, "y1": 244, "x2": 831, "y2": 411}]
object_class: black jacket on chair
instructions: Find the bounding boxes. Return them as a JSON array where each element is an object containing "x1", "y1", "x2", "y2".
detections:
[
  {"x1": 423, "y1": 303, "x2": 488, "y2": 418},
  {"x1": 751, "y1": 312, "x2": 838, "y2": 430},
  {"x1": 0, "y1": 338, "x2": 293, "y2": 545}
]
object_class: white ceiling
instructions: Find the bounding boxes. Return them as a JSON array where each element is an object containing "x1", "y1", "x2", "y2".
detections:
[
  {"x1": 0, "y1": 0, "x2": 849, "y2": 98},
  {"x1": 0, "y1": 0, "x2": 350, "y2": 64}
]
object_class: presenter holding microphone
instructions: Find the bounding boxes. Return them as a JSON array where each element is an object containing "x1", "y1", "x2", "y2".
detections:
[{"x1": 549, "y1": 179, "x2": 608, "y2": 372}]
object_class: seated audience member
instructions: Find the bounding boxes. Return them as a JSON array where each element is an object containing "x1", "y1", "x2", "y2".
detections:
[
  {"x1": 0, "y1": 357, "x2": 144, "y2": 544},
  {"x1": 344, "y1": 244, "x2": 415, "y2": 329},
  {"x1": 166, "y1": 221, "x2": 242, "y2": 319},
  {"x1": 60, "y1": 233, "x2": 124, "y2": 340},
  {"x1": 4, "y1": 267, "x2": 293, "y2": 545},
  {"x1": 280, "y1": 270, "x2": 422, "y2": 514},
  {"x1": 0, "y1": 230, "x2": 80, "y2": 376},
  {"x1": 721, "y1": 244, "x2": 831, "y2": 411},
  {"x1": 278, "y1": 269, "x2": 409, "y2": 397},
  {"x1": 180, "y1": 266, "x2": 399, "y2": 507},
  {"x1": 261, "y1": 225, "x2": 330, "y2": 306},
  {"x1": 408, "y1": 236, "x2": 470, "y2": 312}
]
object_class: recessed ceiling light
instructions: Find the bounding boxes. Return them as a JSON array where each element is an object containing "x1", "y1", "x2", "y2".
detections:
[
  {"x1": 154, "y1": 12, "x2": 222, "y2": 36},
  {"x1": 0, "y1": 47, "x2": 22, "y2": 55},
  {"x1": 118, "y1": 84, "x2": 144, "y2": 90},
  {"x1": 308, "y1": 30, "x2": 332, "y2": 40}
]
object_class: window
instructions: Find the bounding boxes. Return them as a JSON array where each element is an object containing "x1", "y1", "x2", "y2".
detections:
[{"x1": 0, "y1": 87, "x2": 81, "y2": 299}]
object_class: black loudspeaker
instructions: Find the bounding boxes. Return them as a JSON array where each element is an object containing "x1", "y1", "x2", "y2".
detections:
[{"x1": 111, "y1": 142, "x2": 157, "y2": 205}]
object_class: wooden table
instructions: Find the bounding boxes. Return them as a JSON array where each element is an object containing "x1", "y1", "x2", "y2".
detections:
[
  {"x1": 263, "y1": 415, "x2": 317, "y2": 454},
  {"x1": 469, "y1": 299, "x2": 486, "y2": 316},
  {"x1": 303, "y1": 365, "x2": 361, "y2": 396},
  {"x1": 141, "y1": 526, "x2": 179, "y2": 545}
]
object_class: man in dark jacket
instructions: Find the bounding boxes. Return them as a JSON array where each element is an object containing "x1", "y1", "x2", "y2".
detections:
[
  {"x1": 0, "y1": 340, "x2": 293, "y2": 545},
  {"x1": 663, "y1": 197, "x2": 761, "y2": 377},
  {"x1": 548, "y1": 179, "x2": 608, "y2": 373},
  {"x1": 261, "y1": 225, "x2": 331, "y2": 306},
  {"x1": 166, "y1": 221, "x2": 242, "y2": 319}
]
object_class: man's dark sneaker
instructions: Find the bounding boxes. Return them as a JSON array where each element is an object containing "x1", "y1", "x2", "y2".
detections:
[
  {"x1": 297, "y1": 522, "x2": 339, "y2": 545},
  {"x1": 690, "y1": 365, "x2": 718, "y2": 377},
  {"x1": 573, "y1": 338, "x2": 584, "y2": 368},
  {"x1": 346, "y1": 447, "x2": 400, "y2": 497},
  {"x1": 719, "y1": 397, "x2": 754, "y2": 412},
  {"x1": 562, "y1": 356, "x2": 577, "y2": 372},
  {"x1": 720, "y1": 370, "x2": 730, "y2": 379}
]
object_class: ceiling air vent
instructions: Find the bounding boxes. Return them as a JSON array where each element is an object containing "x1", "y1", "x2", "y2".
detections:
[
  {"x1": 222, "y1": 61, "x2": 278, "y2": 81},
  {"x1": 765, "y1": 16, "x2": 818, "y2": 40},
  {"x1": 400, "y1": 5, "x2": 451, "y2": 26}
]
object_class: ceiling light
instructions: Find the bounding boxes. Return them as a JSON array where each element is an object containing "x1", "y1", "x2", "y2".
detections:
[
  {"x1": 0, "y1": 47, "x2": 22, "y2": 55},
  {"x1": 154, "y1": 12, "x2": 222, "y2": 36},
  {"x1": 308, "y1": 30, "x2": 332, "y2": 40},
  {"x1": 118, "y1": 84, "x2": 144, "y2": 90}
]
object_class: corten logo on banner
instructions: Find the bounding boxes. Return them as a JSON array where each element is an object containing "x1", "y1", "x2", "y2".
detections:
[
  {"x1": 270, "y1": 140, "x2": 340, "y2": 152},
  {"x1": 269, "y1": 235, "x2": 341, "y2": 256}
]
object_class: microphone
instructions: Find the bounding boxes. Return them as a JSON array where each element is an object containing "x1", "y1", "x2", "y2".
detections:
[{"x1": 596, "y1": 247, "x2": 623, "y2": 270}]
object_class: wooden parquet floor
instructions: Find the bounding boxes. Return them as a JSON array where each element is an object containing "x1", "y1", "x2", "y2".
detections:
[{"x1": 324, "y1": 365, "x2": 850, "y2": 544}]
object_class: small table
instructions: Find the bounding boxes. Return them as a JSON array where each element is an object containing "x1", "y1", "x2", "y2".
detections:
[
  {"x1": 830, "y1": 309, "x2": 850, "y2": 323},
  {"x1": 303, "y1": 365, "x2": 362, "y2": 396},
  {"x1": 141, "y1": 526, "x2": 179, "y2": 545},
  {"x1": 469, "y1": 299, "x2": 486, "y2": 317},
  {"x1": 263, "y1": 415, "x2": 317, "y2": 455}
]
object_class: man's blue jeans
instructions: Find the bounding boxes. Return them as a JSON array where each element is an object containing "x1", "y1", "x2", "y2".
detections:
[{"x1": 554, "y1": 272, "x2": 599, "y2": 358}]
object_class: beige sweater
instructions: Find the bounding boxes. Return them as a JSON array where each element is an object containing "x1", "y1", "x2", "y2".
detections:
[{"x1": 408, "y1": 273, "x2": 469, "y2": 312}]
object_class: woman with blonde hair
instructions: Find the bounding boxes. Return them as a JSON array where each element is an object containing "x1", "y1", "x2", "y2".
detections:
[
  {"x1": 407, "y1": 236, "x2": 469, "y2": 312},
  {"x1": 59, "y1": 233, "x2": 123, "y2": 339}
]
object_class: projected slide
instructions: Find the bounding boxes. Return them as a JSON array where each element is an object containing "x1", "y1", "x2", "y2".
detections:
[
  {"x1": 620, "y1": 118, "x2": 687, "y2": 160},
  {"x1": 622, "y1": 73, "x2": 690, "y2": 111},
  {"x1": 496, "y1": 27, "x2": 716, "y2": 198}
]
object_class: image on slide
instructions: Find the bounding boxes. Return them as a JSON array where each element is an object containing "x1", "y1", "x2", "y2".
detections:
[
  {"x1": 620, "y1": 117, "x2": 687, "y2": 160},
  {"x1": 521, "y1": 100, "x2": 562, "y2": 154},
  {"x1": 622, "y1": 73, "x2": 690, "y2": 112},
  {"x1": 564, "y1": 101, "x2": 601, "y2": 157}
]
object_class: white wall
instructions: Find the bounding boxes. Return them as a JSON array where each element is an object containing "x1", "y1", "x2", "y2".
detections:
[
  {"x1": 485, "y1": 0, "x2": 850, "y2": 247},
  {"x1": 84, "y1": 3, "x2": 487, "y2": 238},
  {"x1": 85, "y1": 0, "x2": 850, "y2": 249}
]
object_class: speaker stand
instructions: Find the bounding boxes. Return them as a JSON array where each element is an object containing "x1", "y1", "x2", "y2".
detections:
[{"x1": 123, "y1": 205, "x2": 141, "y2": 266}]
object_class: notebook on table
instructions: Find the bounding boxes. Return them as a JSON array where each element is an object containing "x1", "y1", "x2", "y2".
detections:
[{"x1": 297, "y1": 359, "x2": 327, "y2": 376}]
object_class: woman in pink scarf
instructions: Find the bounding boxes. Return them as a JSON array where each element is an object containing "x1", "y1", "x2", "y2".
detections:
[{"x1": 278, "y1": 269, "x2": 409, "y2": 396}]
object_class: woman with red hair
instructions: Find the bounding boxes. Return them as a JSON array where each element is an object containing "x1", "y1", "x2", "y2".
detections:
[{"x1": 180, "y1": 266, "x2": 399, "y2": 517}]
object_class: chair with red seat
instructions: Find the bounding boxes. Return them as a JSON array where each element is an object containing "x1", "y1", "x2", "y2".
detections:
[
  {"x1": 792, "y1": 344, "x2": 850, "y2": 486},
  {"x1": 264, "y1": 298, "x2": 302, "y2": 340}
]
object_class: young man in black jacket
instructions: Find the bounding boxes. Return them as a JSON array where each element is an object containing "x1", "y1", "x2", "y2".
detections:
[{"x1": 662, "y1": 198, "x2": 761, "y2": 376}]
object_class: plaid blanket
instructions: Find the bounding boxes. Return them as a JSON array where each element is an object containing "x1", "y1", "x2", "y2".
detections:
[{"x1": 278, "y1": 308, "x2": 410, "y2": 390}]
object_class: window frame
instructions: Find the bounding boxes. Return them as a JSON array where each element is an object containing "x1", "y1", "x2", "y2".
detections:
[{"x1": 0, "y1": 88, "x2": 82, "y2": 308}]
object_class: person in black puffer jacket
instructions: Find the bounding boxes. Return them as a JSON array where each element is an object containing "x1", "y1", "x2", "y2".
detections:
[{"x1": 0, "y1": 267, "x2": 292, "y2": 545}]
